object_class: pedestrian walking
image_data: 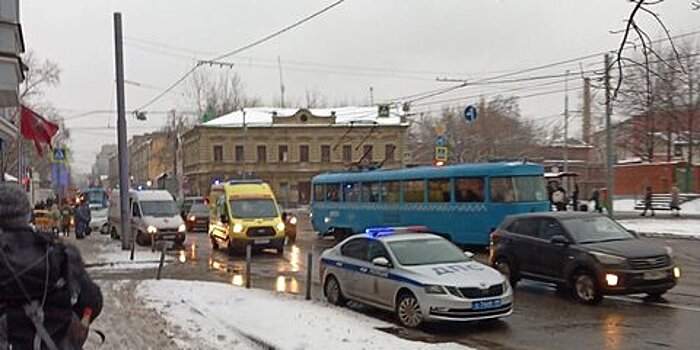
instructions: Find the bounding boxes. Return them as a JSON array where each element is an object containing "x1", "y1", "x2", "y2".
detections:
[
  {"x1": 572, "y1": 184, "x2": 579, "y2": 211},
  {"x1": 74, "y1": 200, "x2": 91, "y2": 239},
  {"x1": 641, "y1": 186, "x2": 655, "y2": 217},
  {"x1": 670, "y1": 185, "x2": 681, "y2": 217},
  {"x1": 0, "y1": 183, "x2": 103, "y2": 349},
  {"x1": 50, "y1": 203, "x2": 61, "y2": 237},
  {"x1": 590, "y1": 188, "x2": 603, "y2": 213},
  {"x1": 552, "y1": 185, "x2": 567, "y2": 211}
]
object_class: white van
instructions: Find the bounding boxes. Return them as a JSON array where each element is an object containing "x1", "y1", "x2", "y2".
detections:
[{"x1": 108, "y1": 189, "x2": 186, "y2": 246}]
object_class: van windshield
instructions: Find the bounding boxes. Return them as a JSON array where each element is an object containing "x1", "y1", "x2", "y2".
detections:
[
  {"x1": 229, "y1": 198, "x2": 278, "y2": 219},
  {"x1": 140, "y1": 201, "x2": 179, "y2": 217}
]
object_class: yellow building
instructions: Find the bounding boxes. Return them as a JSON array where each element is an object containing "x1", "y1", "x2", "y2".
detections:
[
  {"x1": 128, "y1": 132, "x2": 173, "y2": 187},
  {"x1": 182, "y1": 107, "x2": 409, "y2": 205}
]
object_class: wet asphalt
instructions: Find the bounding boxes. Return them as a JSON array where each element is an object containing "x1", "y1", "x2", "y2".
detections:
[{"x1": 96, "y1": 213, "x2": 700, "y2": 350}]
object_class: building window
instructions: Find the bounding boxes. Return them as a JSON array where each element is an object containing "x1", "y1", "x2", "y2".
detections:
[
  {"x1": 213, "y1": 145, "x2": 223, "y2": 162},
  {"x1": 278, "y1": 145, "x2": 288, "y2": 162},
  {"x1": 385, "y1": 144, "x2": 395, "y2": 162},
  {"x1": 300, "y1": 145, "x2": 309, "y2": 163},
  {"x1": 256, "y1": 145, "x2": 267, "y2": 163},
  {"x1": 235, "y1": 145, "x2": 244, "y2": 163},
  {"x1": 321, "y1": 145, "x2": 331, "y2": 163},
  {"x1": 362, "y1": 145, "x2": 373, "y2": 162},
  {"x1": 342, "y1": 145, "x2": 352, "y2": 163}
]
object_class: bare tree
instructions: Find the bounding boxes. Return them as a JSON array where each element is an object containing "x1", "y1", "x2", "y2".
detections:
[
  {"x1": 185, "y1": 68, "x2": 260, "y2": 121},
  {"x1": 304, "y1": 88, "x2": 328, "y2": 108},
  {"x1": 408, "y1": 96, "x2": 540, "y2": 164}
]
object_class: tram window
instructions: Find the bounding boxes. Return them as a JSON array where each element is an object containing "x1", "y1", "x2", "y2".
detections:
[
  {"x1": 343, "y1": 183, "x2": 360, "y2": 202},
  {"x1": 403, "y1": 180, "x2": 425, "y2": 203},
  {"x1": 326, "y1": 183, "x2": 340, "y2": 202},
  {"x1": 362, "y1": 182, "x2": 380, "y2": 202},
  {"x1": 382, "y1": 181, "x2": 401, "y2": 203},
  {"x1": 490, "y1": 177, "x2": 516, "y2": 203},
  {"x1": 455, "y1": 178, "x2": 485, "y2": 202},
  {"x1": 314, "y1": 184, "x2": 324, "y2": 202},
  {"x1": 428, "y1": 179, "x2": 451, "y2": 202}
]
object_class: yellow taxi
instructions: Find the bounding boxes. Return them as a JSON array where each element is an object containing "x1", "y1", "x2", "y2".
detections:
[{"x1": 208, "y1": 180, "x2": 286, "y2": 254}]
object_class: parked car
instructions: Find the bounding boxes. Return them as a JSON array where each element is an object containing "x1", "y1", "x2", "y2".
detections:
[
  {"x1": 184, "y1": 202, "x2": 210, "y2": 233},
  {"x1": 89, "y1": 204, "x2": 110, "y2": 235},
  {"x1": 320, "y1": 227, "x2": 513, "y2": 328},
  {"x1": 489, "y1": 212, "x2": 681, "y2": 304}
]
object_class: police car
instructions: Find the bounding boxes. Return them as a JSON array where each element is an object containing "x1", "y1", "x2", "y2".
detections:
[{"x1": 320, "y1": 226, "x2": 513, "y2": 328}]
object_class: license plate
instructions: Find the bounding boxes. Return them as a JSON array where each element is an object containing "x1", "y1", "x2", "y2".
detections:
[
  {"x1": 254, "y1": 239, "x2": 270, "y2": 245},
  {"x1": 472, "y1": 298, "x2": 502, "y2": 310},
  {"x1": 643, "y1": 270, "x2": 667, "y2": 280}
]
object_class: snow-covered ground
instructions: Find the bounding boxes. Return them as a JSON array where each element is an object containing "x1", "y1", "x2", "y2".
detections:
[
  {"x1": 618, "y1": 219, "x2": 700, "y2": 238},
  {"x1": 69, "y1": 233, "x2": 173, "y2": 270},
  {"x1": 136, "y1": 279, "x2": 471, "y2": 350}
]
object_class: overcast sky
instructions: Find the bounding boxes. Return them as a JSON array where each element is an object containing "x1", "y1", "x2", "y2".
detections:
[{"x1": 20, "y1": 0, "x2": 699, "y2": 173}]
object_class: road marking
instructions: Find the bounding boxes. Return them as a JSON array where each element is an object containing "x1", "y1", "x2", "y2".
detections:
[{"x1": 609, "y1": 296, "x2": 700, "y2": 312}]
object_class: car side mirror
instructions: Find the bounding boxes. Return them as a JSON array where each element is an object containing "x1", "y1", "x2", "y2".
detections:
[
  {"x1": 464, "y1": 251, "x2": 475, "y2": 259},
  {"x1": 220, "y1": 215, "x2": 230, "y2": 224},
  {"x1": 372, "y1": 257, "x2": 392, "y2": 268},
  {"x1": 628, "y1": 230, "x2": 639, "y2": 238},
  {"x1": 550, "y1": 235, "x2": 570, "y2": 245}
]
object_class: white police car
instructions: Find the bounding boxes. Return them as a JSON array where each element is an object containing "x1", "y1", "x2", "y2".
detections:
[{"x1": 320, "y1": 226, "x2": 513, "y2": 328}]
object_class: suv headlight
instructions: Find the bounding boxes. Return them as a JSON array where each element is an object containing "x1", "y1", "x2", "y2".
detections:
[
  {"x1": 178, "y1": 224, "x2": 187, "y2": 233},
  {"x1": 147, "y1": 225, "x2": 157, "y2": 234},
  {"x1": 590, "y1": 251, "x2": 626, "y2": 265},
  {"x1": 424, "y1": 285, "x2": 446, "y2": 294},
  {"x1": 233, "y1": 223, "x2": 243, "y2": 233},
  {"x1": 277, "y1": 222, "x2": 285, "y2": 231}
]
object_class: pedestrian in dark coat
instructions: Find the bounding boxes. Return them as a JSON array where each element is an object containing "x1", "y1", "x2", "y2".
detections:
[
  {"x1": 641, "y1": 186, "x2": 655, "y2": 217},
  {"x1": 74, "y1": 202, "x2": 91, "y2": 239},
  {"x1": 590, "y1": 188, "x2": 602, "y2": 213}
]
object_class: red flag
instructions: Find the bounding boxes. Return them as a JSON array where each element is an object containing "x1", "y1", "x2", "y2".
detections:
[{"x1": 20, "y1": 105, "x2": 59, "y2": 156}]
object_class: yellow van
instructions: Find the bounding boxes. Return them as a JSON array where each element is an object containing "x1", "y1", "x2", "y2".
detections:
[{"x1": 208, "y1": 180, "x2": 286, "y2": 254}]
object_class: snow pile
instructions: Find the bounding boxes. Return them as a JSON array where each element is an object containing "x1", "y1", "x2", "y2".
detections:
[
  {"x1": 613, "y1": 198, "x2": 638, "y2": 212},
  {"x1": 618, "y1": 219, "x2": 700, "y2": 238},
  {"x1": 681, "y1": 198, "x2": 700, "y2": 214},
  {"x1": 137, "y1": 279, "x2": 470, "y2": 350}
]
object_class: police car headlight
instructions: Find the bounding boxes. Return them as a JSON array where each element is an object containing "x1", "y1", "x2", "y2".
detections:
[
  {"x1": 277, "y1": 222, "x2": 285, "y2": 231},
  {"x1": 502, "y1": 280, "x2": 511, "y2": 293},
  {"x1": 424, "y1": 285, "x2": 446, "y2": 294},
  {"x1": 178, "y1": 224, "x2": 187, "y2": 233},
  {"x1": 233, "y1": 223, "x2": 244, "y2": 233},
  {"x1": 147, "y1": 225, "x2": 157, "y2": 234}
]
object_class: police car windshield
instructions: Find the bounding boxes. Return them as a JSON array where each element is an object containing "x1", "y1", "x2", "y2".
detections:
[
  {"x1": 229, "y1": 198, "x2": 278, "y2": 219},
  {"x1": 387, "y1": 238, "x2": 469, "y2": 266}
]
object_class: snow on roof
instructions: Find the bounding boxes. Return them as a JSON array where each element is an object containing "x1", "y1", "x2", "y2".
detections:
[{"x1": 204, "y1": 106, "x2": 404, "y2": 127}]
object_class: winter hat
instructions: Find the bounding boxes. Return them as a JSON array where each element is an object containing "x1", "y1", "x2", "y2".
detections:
[{"x1": 0, "y1": 183, "x2": 32, "y2": 229}]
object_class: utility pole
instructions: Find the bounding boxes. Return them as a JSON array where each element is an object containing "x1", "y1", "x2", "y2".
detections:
[
  {"x1": 278, "y1": 56, "x2": 285, "y2": 108},
  {"x1": 114, "y1": 12, "x2": 131, "y2": 252},
  {"x1": 242, "y1": 108, "x2": 247, "y2": 180},
  {"x1": 687, "y1": 65, "x2": 694, "y2": 192},
  {"x1": 582, "y1": 77, "x2": 591, "y2": 144},
  {"x1": 564, "y1": 70, "x2": 570, "y2": 176},
  {"x1": 369, "y1": 86, "x2": 374, "y2": 105},
  {"x1": 604, "y1": 54, "x2": 614, "y2": 216}
]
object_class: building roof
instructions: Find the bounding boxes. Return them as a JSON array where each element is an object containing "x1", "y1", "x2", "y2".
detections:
[{"x1": 204, "y1": 106, "x2": 404, "y2": 127}]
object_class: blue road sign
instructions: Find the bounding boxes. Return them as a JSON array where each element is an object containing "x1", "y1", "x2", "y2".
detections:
[
  {"x1": 464, "y1": 105, "x2": 478, "y2": 123},
  {"x1": 436, "y1": 135, "x2": 446, "y2": 146}
]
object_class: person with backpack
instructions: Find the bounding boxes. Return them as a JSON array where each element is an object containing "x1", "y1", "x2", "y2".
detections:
[{"x1": 0, "y1": 183, "x2": 103, "y2": 349}]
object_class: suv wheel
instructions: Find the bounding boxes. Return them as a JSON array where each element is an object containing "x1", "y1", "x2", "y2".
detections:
[
  {"x1": 494, "y1": 257, "x2": 518, "y2": 288},
  {"x1": 396, "y1": 292, "x2": 423, "y2": 328},
  {"x1": 324, "y1": 275, "x2": 346, "y2": 306},
  {"x1": 572, "y1": 270, "x2": 602, "y2": 304}
]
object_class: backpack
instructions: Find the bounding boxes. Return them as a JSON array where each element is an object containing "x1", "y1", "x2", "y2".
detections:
[{"x1": 0, "y1": 228, "x2": 83, "y2": 350}]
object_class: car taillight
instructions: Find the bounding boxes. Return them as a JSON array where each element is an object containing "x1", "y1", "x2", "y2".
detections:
[{"x1": 490, "y1": 230, "x2": 501, "y2": 243}]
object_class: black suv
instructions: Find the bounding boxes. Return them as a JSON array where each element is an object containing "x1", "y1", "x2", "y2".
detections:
[{"x1": 489, "y1": 212, "x2": 680, "y2": 304}]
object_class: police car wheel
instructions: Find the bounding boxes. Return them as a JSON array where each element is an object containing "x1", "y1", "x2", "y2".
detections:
[
  {"x1": 396, "y1": 292, "x2": 423, "y2": 328},
  {"x1": 324, "y1": 276, "x2": 346, "y2": 306}
]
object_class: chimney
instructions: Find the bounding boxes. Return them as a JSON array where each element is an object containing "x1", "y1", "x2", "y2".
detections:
[{"x1": 582, "y1": 77, "x2": 591, "y2": 144}]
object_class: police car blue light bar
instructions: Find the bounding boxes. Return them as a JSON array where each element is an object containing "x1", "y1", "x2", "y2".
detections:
[{"x1": 365, "y1": 226, "x2": 429, "y2": 237}]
